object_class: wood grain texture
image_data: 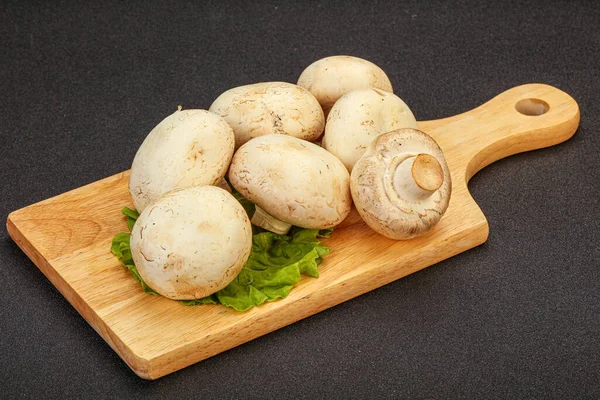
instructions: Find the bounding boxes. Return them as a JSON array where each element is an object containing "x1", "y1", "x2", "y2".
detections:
[{"x1": 6, "y1": 84, "x2": 579, "y2": 379}]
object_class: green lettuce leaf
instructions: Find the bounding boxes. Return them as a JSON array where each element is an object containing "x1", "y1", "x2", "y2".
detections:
[
  {"x1": 110, "y1": 200, "x2": 331, "y2": 311},
  {"x1": 185, "y1": 229, "x2": 330, "y2": 311},
  {"x1": 110, "y1": 210, "x2": 159, "y2": 296},
  {"x1": 121, "y1": 206, "x2": 139, "y2": 231},
  {"x1": 179, "y1": 295, "x2": 219, "y2": 306},
  {"x1": 232, "y1": 192, "x2": 256, "y2": 220}
]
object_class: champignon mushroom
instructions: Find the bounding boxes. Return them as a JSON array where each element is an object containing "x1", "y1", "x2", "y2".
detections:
[
  {"x1": 130, "y1": 185, "x2": 252, "y2": 300},
  {"x1": 350, "y1": 128, "x2": 452, "y2": 240},
  {"x1": 323, "y1": 88, "x2": 418, "y2": 171},
  {"x1": 228, "y1": 134, "x2": 352, "y2": 234},
  {"x1": 209, "y1": 82, "x2": 324, "y2": 148},
  {"x1": 129, "y1": 109, "x2": 234, "y2": 212},
  {"x1": 297, "y1": 55, "x2": 393, "y2": 115}
]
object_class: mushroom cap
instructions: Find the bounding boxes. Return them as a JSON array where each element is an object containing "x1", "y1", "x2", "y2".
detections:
[
  {"x1": 209, "y1": 82, "x2": 324, "y2": 148},
  {"x1": 323, "y1": 88, "x2": 418, "y2": 171},
  {"x1": 130, "y1": 186, "x2": 252, "y2": 300},
  {"x1": 350, "y1": 128, "x2": 452, "y2": 240},
  {"x1": 129, "y1": 109, "x2": 234, "y2": 212},
  {"x1": 297, "y1": 55, "x2": 393, "y2": 110},
  {"x1": 229, "y1": 134, "x2": 352, "y2": 229}
]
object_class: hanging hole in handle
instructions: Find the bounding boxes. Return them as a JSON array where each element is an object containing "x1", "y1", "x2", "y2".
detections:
[{"x1": 515, "y1": 98, "x2": 550, "y2": 116}]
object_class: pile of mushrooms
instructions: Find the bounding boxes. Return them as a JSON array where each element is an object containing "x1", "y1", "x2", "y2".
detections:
[{"x1": 126, "y1": 55, "x2": 452, "y2": 301}]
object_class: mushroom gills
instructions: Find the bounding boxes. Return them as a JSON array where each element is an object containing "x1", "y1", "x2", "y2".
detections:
[{"x1": 251, "y1": 205, "x2": 293, "y2": 234}]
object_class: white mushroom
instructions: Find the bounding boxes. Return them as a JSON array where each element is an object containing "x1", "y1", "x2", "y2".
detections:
[
  {"x1": 130, "y1": 186, "x2": 252, "y2": 300},
  {"x1": 209, "y1": 82, "x2": 324, "y2": 148},
  {"x1": 350, "y1": 128, "x2": 452, "y2": 240},
  {"x1": 229, "y1": 134, "x2": 352, "y2": 234},
  {"x1": 129, "y1": 109, "x2": 234, "y2": 212},
  {"x1": 297, "y1": 55, "x2": 393, "y2": 115},
  {"x1": 323, "y1": 88, "x2": 418, "y2": 171}
]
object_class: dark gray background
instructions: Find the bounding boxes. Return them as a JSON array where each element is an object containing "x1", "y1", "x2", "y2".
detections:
[{"x1": 1, "y1": 0, "x2": 599, "y2": 398}]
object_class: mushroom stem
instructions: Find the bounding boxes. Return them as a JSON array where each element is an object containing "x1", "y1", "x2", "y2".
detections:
[
  {"x1": 392, "y1": 153, "x2": 444, "y2": 201},
  {"x1": 251, "y1": 205, "x2": 292, "y2": 235}
]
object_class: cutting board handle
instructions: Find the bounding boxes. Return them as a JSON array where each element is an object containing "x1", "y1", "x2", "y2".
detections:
[{"x1": 419, "y1": 83, "x2": 580, "y2": 182}]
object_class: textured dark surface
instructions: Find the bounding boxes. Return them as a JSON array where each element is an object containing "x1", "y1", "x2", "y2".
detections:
[{"x1": 1, "y1": 0, "x2": 599, "y2": 398}]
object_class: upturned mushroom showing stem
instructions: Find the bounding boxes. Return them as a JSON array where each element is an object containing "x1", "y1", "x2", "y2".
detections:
[{"x1": 351, "y1": 128, "x2": 452, "y2": 240}]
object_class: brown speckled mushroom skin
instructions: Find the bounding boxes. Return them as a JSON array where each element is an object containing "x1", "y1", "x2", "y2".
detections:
[
  {"x1": 209, "y1": 82, "x2": 324, "y2": 149},
  {"x1": 323, "y1": 88, "x2": 418, "y2": 171},
  {"x1": 229, "y1": 134, "x2": 352, "y2": 230},
  {"x1": 297, "y1": 55, "x2": 393, "y2": 112},
  {"x1": 351, "y1": 128, "x2": 452, "y2": 240},
  {"x1": 129, "y1": 109, "x2": 235, "y2": 212},
  {"x1": 130, "y1": 186, "x2": 252, "y2": 300}
]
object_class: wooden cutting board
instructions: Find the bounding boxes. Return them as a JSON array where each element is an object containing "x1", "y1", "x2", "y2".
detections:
[{"x1": 6, "y1": 84, "x2": 579, "y2": 379}]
